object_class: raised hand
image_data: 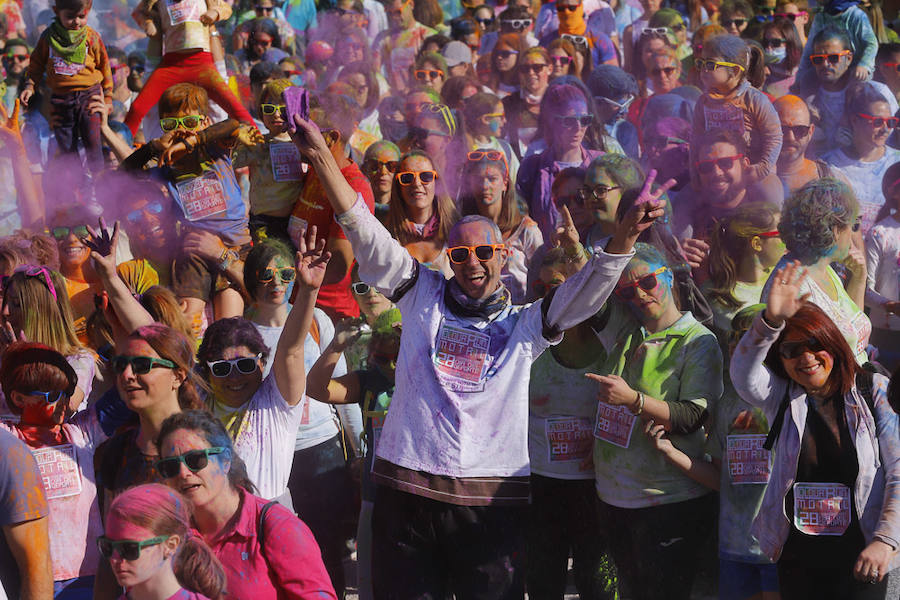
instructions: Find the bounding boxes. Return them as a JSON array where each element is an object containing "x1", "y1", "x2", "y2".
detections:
[
  {"x1": 682, "y1": 238, "x2": 710, "y2": 270},
  {"x1": 236, "y1": 124, "x2": 264, "y2": 147},
  {"x1": 765, "y1": 261, "x2": 809, "y2": 326},
  {"x1": 296, "y1": 225, "x2": 332, "y2": 290},
  {"x1": 84, "y1": 217, "x2": 118, "y2": 259},
  {"x1": 553, "y1": 204, "x2": 581, "y2": 251},
  {"x1": 333, "y1": 317, "x2": 366, "y2": 351},
  {"x1": 289, "y1": 114, "x2": 330, "y2": 159},
  {"x1": 608, "y1": 169, "x2": 674, "y2": 253}
]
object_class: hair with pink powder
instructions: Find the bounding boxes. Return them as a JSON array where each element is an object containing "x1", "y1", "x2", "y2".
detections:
[{"x1": 106, "y1": 484, "x2": 226, "y2": 599}]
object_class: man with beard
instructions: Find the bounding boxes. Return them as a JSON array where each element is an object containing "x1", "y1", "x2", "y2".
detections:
[
  {"x1": 1, "y1": 40, "x2": 29, "y2": 113},
  {"x1": 681, "y1": 128, "x2": 783, "y2": 269},
  {"x1": 774, "y1": 94, "x2": 845, "y2": 194}
]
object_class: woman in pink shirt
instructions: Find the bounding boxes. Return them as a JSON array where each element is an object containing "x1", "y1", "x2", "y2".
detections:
[
  {"x1": 102, "y1": 483, "x2": 226, "y2": 600},
  {"x1": 155, "y1": 410, "x2": 337, "y2": 600}
]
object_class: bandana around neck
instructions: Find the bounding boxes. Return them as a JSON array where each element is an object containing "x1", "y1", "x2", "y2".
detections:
[
  {"x1": 402, "y1": 212, "x2": 440, "y2": 240},
  {"x1": 445, "y1": 277, "x2": 511, "y2": 320},
  {"x1": 49, "y1": 19, "x2": 88, "y2": 65}
]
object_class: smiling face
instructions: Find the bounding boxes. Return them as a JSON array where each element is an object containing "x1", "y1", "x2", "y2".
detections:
[
  {"x1": 696, "y1": 141, "x2": 748, "y2": 204},
  {"x1": 518, "y1": 53, "x2": 550, "y2": 94},
  {"x1": 54, "y1": 219, "x2": 91, "y2": 275},
  {"x1": 365, "y1": 144, "x2": 402, "y2": 196},
  {"x1": 158, "y1": 428, "x2": 231, "y2": 508},
  {"x1": 646, "y1": 53, "x2": 680, "y2": 94},
  {"x1": 779, "y1": 329, "x2": 835, "y2": 394},
  {"x1": 337, "y1": 37, "x2": 365, "y2": 64},
  {"x1": 115, "y1": 338, "x2": 184, "y2": 413},
  {"x1": 448, "y1": 220, "x2": 508, "y2": 300},
  {"x1": 548, "y1": 48, "x2": 572, "y2": 78},
  {"x1": 582, "y1": 165, "x2": 622, "y2": 226},
  {"x1": 850, "y1": 100, "x2": 893, "y2": 151},
  {"x1": 617, "y1": 259, "x2": 674, "y2": 323},
  {"x1": 125, "y1": 195, "x2": 176, "y2": 256},
  {"x1": 398, "y1": 155, "x2": 437, "y2": 216},
  {"x1": 104, "y1": 516, "x2": 176, "y2": 590},
  {"x1": 207, "y1": 345, "x2": 263, "y2": 408}
]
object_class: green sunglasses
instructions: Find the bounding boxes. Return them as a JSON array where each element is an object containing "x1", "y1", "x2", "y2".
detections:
[
  {"x1": 97, "y1": 535, "x2": 169, "y2": 561},
  {"x1": 159, "y1": 115, "x2": 205, "y2": 132}
]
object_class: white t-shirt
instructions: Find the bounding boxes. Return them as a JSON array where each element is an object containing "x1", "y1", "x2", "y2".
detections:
[
  {"x1": 822, "y1": 146, "x2": 900, "y2": 234},
  {"x1": 865, "y1": 215, "x2": 900, "y2": 331},
  {"x1": 229, "y1": 375, "x2": 305, "y2": 500}
]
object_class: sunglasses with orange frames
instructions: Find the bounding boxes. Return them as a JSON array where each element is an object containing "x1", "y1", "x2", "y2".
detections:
[
  {"x1": 447, "y1": 244, "x2": 506, "y2": 264},
  {"x1": 467, "y1": 150, "x2": 509, "y2": 175},
  {"x1": 397, "y1": 170, "x2": 438, "y2": 185}
]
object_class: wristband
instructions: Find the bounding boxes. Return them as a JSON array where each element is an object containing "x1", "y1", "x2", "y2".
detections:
[
  {"x1": 630, "y1": 391, "x2": 644, "y2": 416},
  {"x1": 218, "y1": 248, "x2": 238, "y2": 271}
]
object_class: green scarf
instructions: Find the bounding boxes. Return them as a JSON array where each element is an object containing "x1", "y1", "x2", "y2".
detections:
[{"x1": 49, "y1": 19, "x2": 88, "y2": 65}]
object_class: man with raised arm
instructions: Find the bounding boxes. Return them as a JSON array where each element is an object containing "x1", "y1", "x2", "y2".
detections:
[{"x1": 290, "y1": 114, "x2": 672, "y2": 599}]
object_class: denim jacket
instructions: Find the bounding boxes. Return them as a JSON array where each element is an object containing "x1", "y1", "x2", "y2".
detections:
[{"x1": 730, "y1": 314, "x2": 900, "y2": 564}]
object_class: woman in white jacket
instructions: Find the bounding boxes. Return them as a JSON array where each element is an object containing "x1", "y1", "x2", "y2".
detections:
[{"x1": 730, "y1": 260, "x2": 900, "y2": 599}]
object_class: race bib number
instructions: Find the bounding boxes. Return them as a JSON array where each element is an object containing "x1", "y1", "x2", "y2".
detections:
[
  {"x1": 434, "y1": 323, "x2": 490, "y2": 392},
  {"x1": 176, "y1": 172, "x2": 227, "y2": 221},
  {"x1": 546, "y1": 416, "x2": 593, "y2": 462},
  {"x1": 726, "y1": 434, "x2": 771, "y2": 484},
  {"x1": 165, "y1": 0, "x2": 201, "y2": 25},
  {"x1": 269, "y1": 142, "x2": 304, "y2": 182},
  {"x1": 703, "y1": 104, "x2": 744, "y2": 134},
  {"x1": 793, "y1": 482, "x2": 851, "y2": 536},
  {"x1": 850, "y1": 310, "x2": 871, "y2": 358},
  {"x1": 50, "y1": 50, "x2": 82, "y2": 76},
  {"x1": 31, "y1": 444, "x2": 82, "y2": 500},
  {"x1": 287, "y1": 215, "x2": 308, "y2": 247},
  {"x1": 593, "y1": 401, "x2": 637, "y2": 449}
]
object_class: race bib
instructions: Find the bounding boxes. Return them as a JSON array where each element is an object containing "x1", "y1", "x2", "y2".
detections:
[
  {"x1": 269, "y1": 142, "x2": 305, "y2": 182},
  {"x1": 793, "y1": 482, "x2": 851, "y2": 536},
  {"x1": 434, "y1": 323, "x2": 490, "y2": 392},
  {"x1": 176, "y1": 172, "x2": 227, "y2": 221},
  {"x1": 546, "y1": 416, "x2": 593, "y2": 462},
  {"x1": 726, "y1": 434, "x2": 771, "y2": 484},
  {"x1": 593, "y1": 401, "x2": 637, "y2": 449},
  {"x1": 858, "y1": 202, "x2": 882, "y2": 236},
  {"x1": 287, "y1": 215, "x2": 308, "y2": 247},
  {"x1": 165, "y1": 0, "x2": 202, "y2": 25},
  {"x1": 50, "y1": 49, "x2": 83, "y2": 76},
  {"x1": 31, "y1": 444, "x2": 82, "y2": 500},
  {"x1": 850, "y1": 310, "x2": 871, "y2": 358},
  {"x1": 703, "y1": 104, "x2": 744, "y2": 134}
]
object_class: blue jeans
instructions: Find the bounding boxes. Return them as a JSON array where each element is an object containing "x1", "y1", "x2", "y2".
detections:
[{"x1": 54, "y1": 575, "x2": 95, "y2": 599}]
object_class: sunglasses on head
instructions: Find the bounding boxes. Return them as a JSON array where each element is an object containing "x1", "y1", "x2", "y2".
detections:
[
  {"x1": 3, "y1": 265, "x2": 59, "y2": 302},
  {"x1": 775, "y1": 10, "x2": 806, "y2": 19},
  {"x1": 781, "y1": 124, "x2": 811, "y2": 138},
  {"x1": 97, "y1": 535, "x2": 169, "y2": 561},
  {"x1": 52, "y1": 225, "x2": 89, "y2": 240},
  {"x1": 721, "y1": 17, "x2": 747, "y2": 27},
  {"x1": 810, "y1": 51, "x2": 850, "y2": 66},
  {"x1": 762, "y1": 38, "x2": 785, "y2": 48},
  {"x1": 397, "y1": 170, "x2": 437, "y2": 185},
  {"x1": 778, "y1": 337, "x2": 824, "y2": 360},
  {"x1": 501, "y1": 18, "x2": 532, "y2": 29},
  {"x1": 576, "y1": 184, "x2": 620, "y2": 205},
  {"x1": 207, "y1": 354, "x2": 262, "y2": 378},
  {"x1": 615, "y1": 267, "x2": 667, "y2": 300},
  {"x1": 364, "y1": 159, "x2": 399, "y2": 174},
  {"x1": 414, "y1": 69, "x2": 444, "y2": 81},
  {"x1": 126, "y1": 200, "x2": 164, "y2": 223},
  {"x1": 554, "y1": 114, "x2": 592, "y2": 128},
  {"x1": 696, "y1": 154, "x2": 743, "y2": 174},
  {"x1": 112, "y1": 355, "x2": 177, "y2": 375},
  {"x1": 159, "y1": 115, "x2": 204, "y2": 132},
  {"x1": 23, "y1": 390, "x2": 70, "y2": 404},
  {"x1": 260, "y1": 103, "x2": 286, "y2": 116},
  {"x1": 695, "y1": 58, "x2": 745, "y2": 72},
  {"x1": 856, "y1": 113, "x2": 899, "y2": 129},
  {"x1": 551, "y1": 55, "x2": 573, "y2": 66},
  {"x1": 560, "y1": 33, "x2": 588, "y2": 47},
  {"x1": 351, "y1": 281, "x2": 372, "y2": 295},
  {"x1": 259, "y1": 266, "x2": 296, "y2": 283},
  {"x1": 447, "y1": 244, "x2": 505, "y2": 264},
  {"x1": 155, "y1": 447, "x2": 226, "y2": 479}
]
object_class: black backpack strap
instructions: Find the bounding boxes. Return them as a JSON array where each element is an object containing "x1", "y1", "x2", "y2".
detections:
[
  {"x1": 856, "y1": 370, "x2": 876, "y2": 415},
  {"x1": 763, "y1": 384, "x2": 792, "y2": 451},
  {"x1": 257, "y1": 500, "x2": 279, "y2": 549}
]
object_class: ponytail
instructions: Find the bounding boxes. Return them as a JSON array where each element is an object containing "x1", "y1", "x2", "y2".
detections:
[{"x1": 175, "y1": 534, "x2": 228, "y2": 599}]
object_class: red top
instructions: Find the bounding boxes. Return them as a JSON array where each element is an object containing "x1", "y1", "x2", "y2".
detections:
[
  {"x1": 200, "y1": 488, "x2": 337, "y2": 600},
  {"x1": 290, "y1": 161, "x2": 375, "y2": 320}
]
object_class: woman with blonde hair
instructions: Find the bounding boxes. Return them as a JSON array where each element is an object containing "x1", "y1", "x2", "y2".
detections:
[{"x1": 385, "y1": 151, "x2": 460, "y2": 275}]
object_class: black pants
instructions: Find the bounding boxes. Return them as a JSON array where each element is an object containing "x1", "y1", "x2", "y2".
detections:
[
  {"x1": 526, "y1": 475, "x2": 616, "y2": 600},
  {"x1": 778, "y1": 559, "x2": 889, "y2": 599},
  {"x1": 599, "y1": 493, "x2": 715, "y2": 600},
  {"x1": 371, "y1": 484, "x2": 526, "y2": 599},
  {"x1": 288, "y1": 435, "x2": 357, "y2": 598},
  {"x1": 50, "y1": 83, "x2": 104, "y2": 175}
]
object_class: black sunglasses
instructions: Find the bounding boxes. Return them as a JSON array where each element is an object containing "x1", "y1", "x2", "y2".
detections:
[
  {"x1": 351, "y1": 281, "x2": 372, "y2": 295},
  {"x1": 695, "y1": 154, "x2": 743, "y2": 174},
  {"x1": 781, "y1": 124, "x2": 811, "y2": 138},
  {"x1": 722, "y1": 18, "x2": 747, "y2": 27},
  {"x1": 112, "y1": 355, "x2": 177, "y2": 375},
  {"x1": 97, "y1": 535, "x2": 169, "y2": 561},
  {"x1": 762, "y1": 38, "x2": 785, "y2": 49},
  {"x1": 778, "y1": 337, "x2": 824, "y2": 360},
  {"x1": 155, "y1": 447, "x2": 226, "y2": 479},
  {"x1": 554, "y1": 114, "x2": 592, "y2": 128}
]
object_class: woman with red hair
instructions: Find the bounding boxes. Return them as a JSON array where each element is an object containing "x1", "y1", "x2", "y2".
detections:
[
  {"x1": 102, "y1": 484, "x2": 226, "y2": 599},
  {"x1": 0, "y1": 342, "x2": 108, "y2": 596},
  {"x1": 729, "y1": 261, "x2": 900, "y2": 598}
]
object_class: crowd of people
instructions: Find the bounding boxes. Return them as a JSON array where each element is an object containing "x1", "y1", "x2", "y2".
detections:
[{"x1": 1, "y1": 0, "x2": 900, "y2": 596}]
